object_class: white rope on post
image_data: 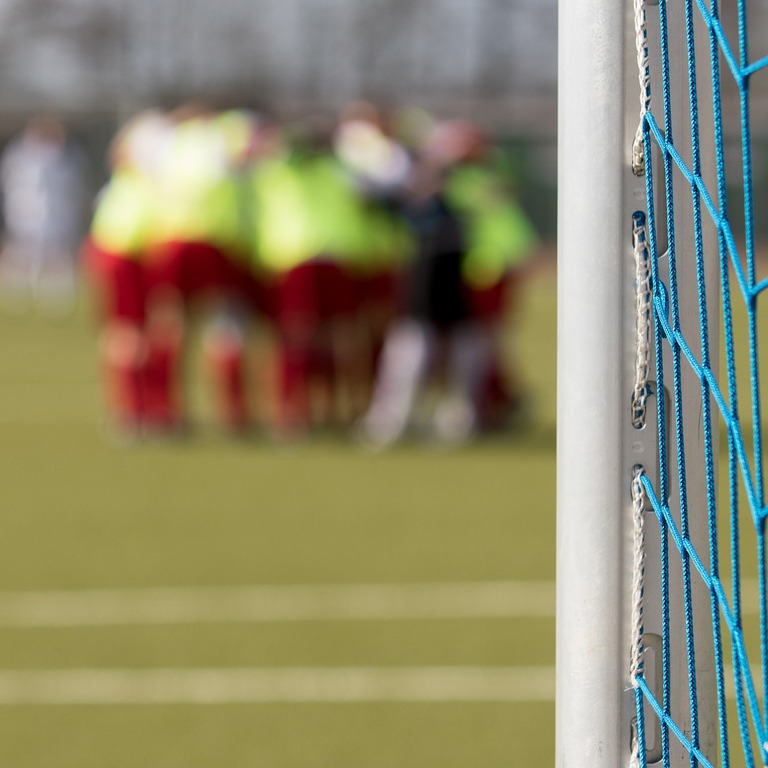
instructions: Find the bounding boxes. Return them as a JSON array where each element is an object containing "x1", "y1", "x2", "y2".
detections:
[
  {"x1": 628, "y1": 466, "x2": 648, "y2": 768},
  {"x1": 633, "y1": 0, "x2": 651, "y2": 176},
  {"x1": 629, "y1": 210, "x2": 652, "y2": 768},
  {"x1": 631, "y1": 211, "x2": 652, "y2": 429},
  {"x1": 557, "y1": 0, "x2": 631, "y2": 761}
]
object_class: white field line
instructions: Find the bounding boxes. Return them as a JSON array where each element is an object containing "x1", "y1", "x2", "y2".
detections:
[
  {"x1": 1, "y1": 663, "x2": 760, "y2": 706},
  {"x1": 0, "y1": 576, "x2": 760, "y2": 629},
  {"x1": 0, "y1": 581, "x2": 555, "y2": 628},
  {"x1": 0, "y1": 666, "x2": 556, "y2": 705}
]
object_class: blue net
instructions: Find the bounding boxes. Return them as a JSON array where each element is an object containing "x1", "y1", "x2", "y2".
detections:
[{"x1": 633, "y1": 1, "x2": 768, "y2": 766}]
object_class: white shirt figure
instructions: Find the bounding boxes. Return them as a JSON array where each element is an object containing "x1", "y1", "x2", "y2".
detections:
[{"x1": 0, "y1": 116, "x2": 87, "y2": 316}]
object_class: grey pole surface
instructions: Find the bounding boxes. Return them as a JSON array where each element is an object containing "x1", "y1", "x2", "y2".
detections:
[
  {"x1": 556, "y1": 0, "x2": 631, "y2": 763},
  {"x1": 556, "y1": 0, "x2": 644, "y2": 768},
  {"x1": 557, "y1": 0, "x2": 718, "y2": 765}
]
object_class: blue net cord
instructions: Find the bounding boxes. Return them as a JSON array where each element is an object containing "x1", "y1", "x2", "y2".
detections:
[{"x1": 631, "y1": 0, "x2": 768, "y2": 766}]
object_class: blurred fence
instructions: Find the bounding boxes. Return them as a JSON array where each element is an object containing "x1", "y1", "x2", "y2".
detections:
[
  {"x1": 0, "y1": 0, "x2": 562, "y2": 235},
  {"x1": 3, "y1": 0, "x2": 768, "y2": 240},
  {"x1": 0, "y1": 0, "x2": 557, "y2": 134}
]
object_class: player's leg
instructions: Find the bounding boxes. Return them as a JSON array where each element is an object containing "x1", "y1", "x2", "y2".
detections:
[
  {"x1": 34, "y1": 244, "x2": 78, "y2": 318},
  {"x1": 202, "y1": 264, "x2": 252, "y2": 433},
  {"x1": 469, "y1": 272, "x2": 527, "y2": 429},
  {"x1": 197, "y1": 248, "x2": 253, "y2": 433},
  {"x1": 353, "y1": 266, "x2": 399, "y2": 419},
  {"x1": 272, "y1": 262, "x2": 317, "y2": 438},
  {"x1": 143, "y1": 241, "x2": 187, "y2": 432},
  {"x1": 0, "y1": 239, "x2": 34, "y2": 314},
  {"x1": 85, "y1": 240, "x2": 148, "y2": 438},
  {"x1": 358, "y1": 317, "x2": 435, "y2": 446},
  {"x1": 433, "y1": 320, "x2": 492, "y2": 443},
  {"x1": 318, "y1": 259, "x2": 362, "y2": 427}
]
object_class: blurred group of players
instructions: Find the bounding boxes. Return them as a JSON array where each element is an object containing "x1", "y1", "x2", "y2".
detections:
[{"x1": 84, "y1": 100, "x2": 538, "y2": 446}]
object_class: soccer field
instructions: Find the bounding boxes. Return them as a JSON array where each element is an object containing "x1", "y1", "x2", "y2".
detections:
[{"x1": 0, "y1": 264, "x2": 557, "y2": 767}]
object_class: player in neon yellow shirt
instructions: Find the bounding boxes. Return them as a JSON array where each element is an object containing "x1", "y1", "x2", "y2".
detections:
[
  {"x1": 250, "y1": 127, "x2": 373, "y2": 437},
  {"x1": 433, "y1": 121, "x2": 539, "y2": 428},
  {"x1": 144, "y1": 106, "x2": 256, "y2": 433},
  {"x1": 84, "y1": 110, "x2": 167, "y2": 437}
]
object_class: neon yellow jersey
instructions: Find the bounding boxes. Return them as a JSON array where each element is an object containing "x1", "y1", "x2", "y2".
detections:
[
  {"x1": 250, "y1": 157, "x2": 316, "y2": 272},
  {"x1": 153, "y1": 118, "x2": 246, "y2": 253},
  {"x1": 303, "y1": 156, "x2": 369, "y2": 265},
  {"x1": 251, "y1": 152, "x2": 414, "y2": 275},
  {"x1": 445, "y1": 163, "x2": 538, "y2": 288},
  {"x1": 356, "y1": 204, "x2": 413, "y2": 275},
  {"x1": 90, "y1": 169, "x2": 157, "y2": 258}
]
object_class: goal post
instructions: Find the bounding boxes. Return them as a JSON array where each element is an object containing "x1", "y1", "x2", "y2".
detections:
[
  {"x1": 557, "y1": 0, "x2": 720, "y2": 765},
  {"x1": 556, "y1": 0, "x2": 631, "y2": 763}
]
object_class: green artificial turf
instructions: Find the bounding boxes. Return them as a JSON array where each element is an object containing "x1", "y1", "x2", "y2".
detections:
[{"x1": 0, "y1": 265, "x2": 557, "y2": 767}]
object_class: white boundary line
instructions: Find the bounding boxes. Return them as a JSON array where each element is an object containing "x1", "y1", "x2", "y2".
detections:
[
  {"x1": 0, "y1": 666, "x2": 556, "y2": 704},
  {"x1": 0, "y1": 578, "x2": 757, "y2": 629},
  {"x1": 0, "y1": 663, "x2": 755, "y2": 706},
  {"x1": 0, "y1": 581, "x2": 556, "y2": 627}
]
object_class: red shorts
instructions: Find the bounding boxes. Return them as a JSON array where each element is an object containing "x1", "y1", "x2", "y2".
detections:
[
  {"x1": 275, "y1": 260, "x2": 357, "y2": 327},
  {"x1": 84, "y1": 240, "x2": 146, "y2": 324},
  {"x1": 146, "y1": 240, "x2": 236, "y2": 301},
  {"x1": 358, "y1": 269, "x2": 398, "y2": 310},
  {"x1": 467, "y1": 274, "x2": 517, "y2": 323}
]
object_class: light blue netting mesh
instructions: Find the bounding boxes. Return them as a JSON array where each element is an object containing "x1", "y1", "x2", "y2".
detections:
[{"x1": 634, "y1": 1, "x2": 768, "y2": 766}]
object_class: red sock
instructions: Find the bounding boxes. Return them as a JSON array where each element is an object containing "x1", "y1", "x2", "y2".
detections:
[
  {"x1": 105, "y1": 360, "x2": 145, "y2": 429},
  {"x1": 277, "y1": 342, "x2": 311, "y2": 432},
  {"x1": 207, "y1": 345, "x2": 249, "y2": 430},
  {"x1": 144, "y1": 343, "x2": 180, "y2": 428}
]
